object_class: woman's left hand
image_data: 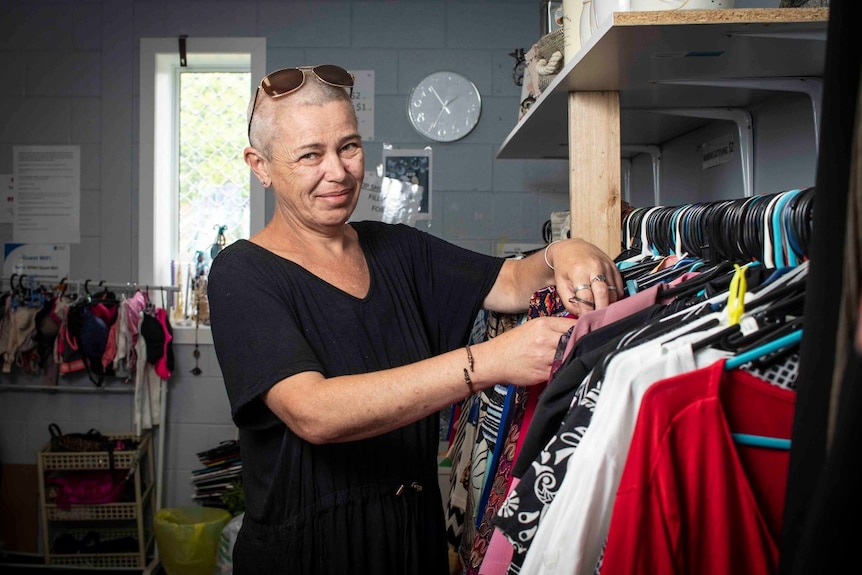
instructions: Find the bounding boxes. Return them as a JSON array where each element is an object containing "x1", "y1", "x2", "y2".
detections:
[{"x1": 547, "y1": 238, "x2": 623, "y2": 315}]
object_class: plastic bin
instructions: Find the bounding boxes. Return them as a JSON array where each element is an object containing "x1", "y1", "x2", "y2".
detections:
[{"x1": 154, "y1": 506, "x2": 232, "y2": 575}]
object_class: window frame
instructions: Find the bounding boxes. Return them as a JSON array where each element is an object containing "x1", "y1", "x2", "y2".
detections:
[{"x1": 138, "y1": 37, "x2": 265, "y2": 342}]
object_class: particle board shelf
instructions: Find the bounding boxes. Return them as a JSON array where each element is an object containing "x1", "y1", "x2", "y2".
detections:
[
  {"x1": 498, "y1": 8, "x2": 829, "y2": 160},
  {"x1": 495, "y1": 7, "x2": 828, "y2": 258}
]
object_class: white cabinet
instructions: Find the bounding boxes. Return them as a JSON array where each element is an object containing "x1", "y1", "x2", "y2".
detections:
[{"x1": 497, "y1": 8, "x2": 829, "y2": 256}]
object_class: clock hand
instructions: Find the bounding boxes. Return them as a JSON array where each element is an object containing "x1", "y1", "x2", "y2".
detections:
[
  {"x1": 429, "y1": 86, "x2": 446, "y2": 106},
  {"x1": 429, "y1": 87, "x2": 453, "y2": 114},
  {"x1": 430, "y1": 106, "x2": 447, "y2": 129}
]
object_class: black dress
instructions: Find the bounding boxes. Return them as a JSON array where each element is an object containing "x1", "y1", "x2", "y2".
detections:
[{"x1": 208, "y1": 221, "x2": 504, "y2": 575}]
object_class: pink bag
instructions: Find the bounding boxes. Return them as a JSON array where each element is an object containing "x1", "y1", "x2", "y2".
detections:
[{"x1": 47, "y1": 471, "x2": 130, "y2": 510}]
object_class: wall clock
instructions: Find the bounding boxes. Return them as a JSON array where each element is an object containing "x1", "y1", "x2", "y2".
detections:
[{"x1": 408, "y1": 71, "x2": 481, "y2": 143}]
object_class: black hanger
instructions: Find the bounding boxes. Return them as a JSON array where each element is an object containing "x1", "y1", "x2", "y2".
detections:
[
  {"x1": 620, "y1": 257, "x2": 661, "y2": 283},
  {"x1": 658, "y1": 261, "x2": 736, "y2": 301},
  {"x1": 635, "y1": 258, "x2": 701, "y2": 291}
]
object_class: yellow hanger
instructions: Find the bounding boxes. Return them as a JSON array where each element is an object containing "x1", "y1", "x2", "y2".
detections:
[{"x1": 726, "y1": 263, "x2": 749, "y2": 326}]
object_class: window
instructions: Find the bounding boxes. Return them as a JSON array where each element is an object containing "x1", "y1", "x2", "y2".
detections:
[
  {"x1": 139, "y1": 38, "x2": 265, "y2": 341},
  {"x1": 178, "y1": 71, "x2": 250, "y2": 267}
]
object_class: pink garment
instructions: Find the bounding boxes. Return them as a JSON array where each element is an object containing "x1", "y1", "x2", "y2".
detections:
[
  {"x1": 569, "y1": 283, "x2": 662, "y2": 345},
  {"x1": 649, "y1": 254, "x2": 679, "y2": 273},
  {"x1": 124, "y1": 291, "x2": 148, "y2": 371},
  {"x1": 125, "y1": 291, "x2": 147, "y2": 340},
  {"x1": 153, "y1": 307, "x2": 172, "y2": 379},
  {"x1": 655, "y1": 270, "x2": 703, "y2": 305},
  {"x1": 478, "y1": 478, "x2": 520, "y2": 575},
  {"x1": 102, "y1": 318, "x2": 120, "y2": 371},
  {"x1": 513, "y1": 384, "x2": 542, "y2": 467},
  {"x1": 477, "y1": 335, "x2": 551, "y2": 575},
  {"x1": 50, "y1": 296, "x2": 72, "y2": 363}
]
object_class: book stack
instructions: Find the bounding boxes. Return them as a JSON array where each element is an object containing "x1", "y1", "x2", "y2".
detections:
[{"x1": 190, "y1": 440, "x2": 241, "y2": 508}]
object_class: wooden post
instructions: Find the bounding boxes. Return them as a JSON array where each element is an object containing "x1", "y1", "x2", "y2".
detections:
[{"x1": 568, "y1": 91, "x2": 621, "y2": 258}]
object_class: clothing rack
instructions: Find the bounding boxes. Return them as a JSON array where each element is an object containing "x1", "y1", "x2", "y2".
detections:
[
  {"x1": 0, "y1": 278, "x2": 178, "y2": 512},
  {"x1": 620, "y1": 187, "x2": 815, "y2": 266},
  {"x1": 1, "y1": 277, "x2": 178, "y2": 291},
  {"x1": 0, "y1": 276, "x2": 179, "y2": 299}
]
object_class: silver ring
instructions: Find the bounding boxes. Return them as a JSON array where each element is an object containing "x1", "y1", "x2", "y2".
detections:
[
  {"x1": 568, "y1": 295, "x2": 596, "y2": 310},
  {"x1": 607, "y1": 286, "x2": 618, "y2": 292},
  {"x1": 590, "y1": 274, "x2": 607, "y2": 284},
  {"x1": 575, "y1": 283, "x2": 592, "y2": 292}
]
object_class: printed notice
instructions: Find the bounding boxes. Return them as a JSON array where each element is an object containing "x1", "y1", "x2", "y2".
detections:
[
  {"x1": 12, "y1": 145, "x2": 81, "y2": 244},
  {"x1": 702, "y1": 136, "x2": 735, "y2": 170},
  {"x1": 3, "y1": 243, "x2": 70, "y2": 283},
  {"x1": 352, "y1": 70, "x2": 374, "y2": 141},
  {"x1": 350, "y1": 171, "x2": 421, "y2": 227}
]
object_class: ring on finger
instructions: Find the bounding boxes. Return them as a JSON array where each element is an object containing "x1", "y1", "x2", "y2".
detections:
[
  {"x1": 590, "y1": 274, "x2": 608, "y2": 284},
  {"x1": 568, "y1": 295, "x2": 596, "y2": 310},
  {"x1": 607, "y1": 285, "x2": 618, "y2": 292},
  {"x1": 574, "y1": 283, "x2": 592, "y2": 292}
]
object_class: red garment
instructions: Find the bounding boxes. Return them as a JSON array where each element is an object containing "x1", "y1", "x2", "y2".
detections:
[{"x1": 600, "y1": 360, "x2": 795, "y2": 575}]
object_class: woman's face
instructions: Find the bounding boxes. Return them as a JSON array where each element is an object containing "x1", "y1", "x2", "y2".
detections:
[{"x1": 267, "y1": 98, "x2": 365, "y2": 231}]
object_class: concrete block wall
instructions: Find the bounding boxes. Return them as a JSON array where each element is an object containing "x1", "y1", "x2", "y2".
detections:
[
  {"x1": 0, "y1": 0, "x2": 813, "y2": 541},
  {"x1": 0, "y1": 0, "x2": 568, "y2": 522}
]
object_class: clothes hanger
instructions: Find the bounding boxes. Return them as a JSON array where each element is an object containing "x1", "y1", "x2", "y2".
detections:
[
  {"x1": 623, "y1": 307, "x2": 719, "y2": 350},
  {"x1": 22, "y1": 275, "x2": 51, "y2": 309},
  {"x1": 730, "y1": 433, "x2": 791, "y2": 450},
  {"x1": 635, "y1": 255, "x2": 701, "y2": 291},
  {"x1": 720, "y1": 329, "x2": 803, "y2": 451},
  {"x1": 620, "y1": 258, "x2": 663, "y2": 282},
  {"x1": 656, "y1": 260, "x2": 736, "y2": 301},
  {"x1": 724, "y1": 328, "x2": 802, "y2": 371},
  {"x1": 705, "y1": 272, "x2": 804, "y2": 354}
]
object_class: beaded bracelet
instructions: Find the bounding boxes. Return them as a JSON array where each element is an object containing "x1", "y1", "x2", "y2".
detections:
[{"x1": 463, "y1": 344, "x2": 475, "y2": 389}]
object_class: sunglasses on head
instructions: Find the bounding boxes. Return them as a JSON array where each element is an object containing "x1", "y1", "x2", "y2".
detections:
[{"x1": 247, "y1": 64, "x2": 355, "y2": 139}]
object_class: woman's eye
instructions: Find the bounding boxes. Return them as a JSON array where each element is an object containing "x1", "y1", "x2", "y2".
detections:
[{"x1": 341, "y1": 142, "x2": 362, "y2": 155}]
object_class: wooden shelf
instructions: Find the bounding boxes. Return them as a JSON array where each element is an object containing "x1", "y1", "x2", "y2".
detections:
[
  {"x1": 495, "y1": 8, "x2": 828, "y2": 258},
  {"x1": 497, "y1": 8, "x2": 829, "y2": 160}
]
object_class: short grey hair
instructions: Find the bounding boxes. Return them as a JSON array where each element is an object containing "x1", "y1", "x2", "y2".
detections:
[{"x1": 247, "y1": 74, "x2": 355, "y2": 159}]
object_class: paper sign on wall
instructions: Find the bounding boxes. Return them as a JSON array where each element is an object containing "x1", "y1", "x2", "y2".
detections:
[
  {"x1": 3, "y1": 243, "x2": 70, "y2": 283},
  {"x1": 382, "y1": 148, "x2": 432, "y2": 221},
  {"x1": 352, "y1": 70, "x2": 374, "y2": 141},
  {"x1": 12, "y1": 145, "x2": 81, "y2": 244},
  {"x1": 350, "y1": 171, "x2": 422, "y2": 227},
  {"x1": 702, "y1": 136, "x2": 735, "y2": 170}
]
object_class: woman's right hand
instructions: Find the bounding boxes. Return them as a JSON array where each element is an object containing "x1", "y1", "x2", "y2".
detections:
[{"x1": 473, "y1": 315, "x2": 575, "y2": 389}]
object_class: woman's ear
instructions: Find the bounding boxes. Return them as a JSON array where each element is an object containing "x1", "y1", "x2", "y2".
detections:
[{"x1": 245, "y1": 147, "x2": 270, "y2": 188}]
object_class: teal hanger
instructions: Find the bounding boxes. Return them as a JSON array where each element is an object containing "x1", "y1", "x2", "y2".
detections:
[
  {"x1": 724, "y1": 329, "x2": 802, "y2": 370},
  {"x1": 723, "y1": 328, "x2": 801, "y2": 451},
  {"x1": 730, "y1": 433, "x2": 791, "y2": 450}
]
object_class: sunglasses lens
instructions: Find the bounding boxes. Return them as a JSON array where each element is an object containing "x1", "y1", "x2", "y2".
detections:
[
  {"x1": 261, "y1": 68, "x2": 305, "y2": 96},
  {"x1": 312, "y1": 65, "x2": 354, "y2": 88}
]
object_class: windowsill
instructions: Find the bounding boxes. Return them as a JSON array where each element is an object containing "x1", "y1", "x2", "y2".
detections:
[{"x1": 170, "y1": 322, "x2": 214, "y2": 345}]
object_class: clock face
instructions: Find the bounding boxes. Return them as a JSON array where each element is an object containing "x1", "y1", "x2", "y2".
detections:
[{"x1": 408, "y1": 71, "x2": 481, "y2": 143}]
